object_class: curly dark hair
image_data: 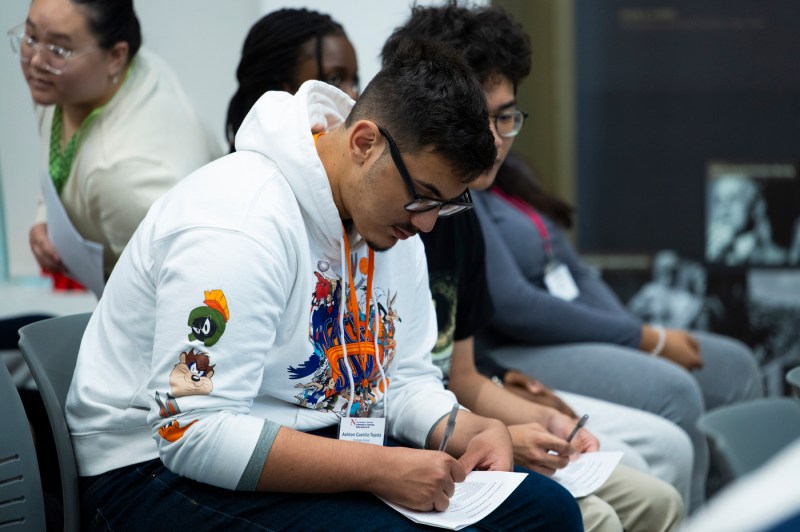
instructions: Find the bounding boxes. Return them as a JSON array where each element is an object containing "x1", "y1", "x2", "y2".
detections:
[
  {"x1": 383, "y1": 2, "x2": 573, "y2": 224},
  {"x1": 348, "y1": 38, "x2": 495, "y2": 183},
  {"x1": 381, "y1": 0, "x2": 531, "y2": 90}
]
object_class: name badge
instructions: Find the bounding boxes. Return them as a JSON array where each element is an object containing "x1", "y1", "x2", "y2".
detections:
[
  {"x1": 544, "y1": 262, "x2": 579, "y2": 301},
  {"x1": 338, "y1": 417, "x2": 386, "y2": 446}
]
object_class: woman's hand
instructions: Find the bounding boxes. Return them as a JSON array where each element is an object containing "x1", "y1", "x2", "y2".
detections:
[
  {"x1": 641, "y1": 325, "x2": 703, "y2": 371},
  {"x1": 29, "y1": 223, "x2": 66, "y2": 273},
  {"x1": 503, "y1": 370, "x2": 578, "y2": 418},
  {"x1": 660, "y1": 329, "x2": 703, "y2": 371}
]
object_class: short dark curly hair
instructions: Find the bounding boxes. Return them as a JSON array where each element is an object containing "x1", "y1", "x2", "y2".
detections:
[
  {"x1": 381, "y1": 0, "x2": 531, "y2": 91},
  {"x1": 348, "y1": 38, "x2": 495, "y2": 183}
]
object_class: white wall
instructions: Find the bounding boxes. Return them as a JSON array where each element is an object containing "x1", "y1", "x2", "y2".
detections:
[
  {"x1": 0, "y1": 0, "x2": 467, "y2": 280},
  {"x1": 1, "y1": 0, "x2": 43, "y2": 279}
]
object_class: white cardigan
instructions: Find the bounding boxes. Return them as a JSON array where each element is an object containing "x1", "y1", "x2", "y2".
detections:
[{"x1": 35, "y1": 48, "x2": 222, "y2": 277}]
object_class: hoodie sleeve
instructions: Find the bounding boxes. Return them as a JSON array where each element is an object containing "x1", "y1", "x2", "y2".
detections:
[
  {"x1": 386, "y1": 239, "x2": 459, "y2": 448},
  {"x1": 145, "y1": 223, "x2": 295, "y2": 491}
]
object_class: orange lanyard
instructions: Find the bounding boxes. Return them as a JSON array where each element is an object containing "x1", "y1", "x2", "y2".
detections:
[{"x1": 342, "y1": 230, "x2": 375, "y2": 345}]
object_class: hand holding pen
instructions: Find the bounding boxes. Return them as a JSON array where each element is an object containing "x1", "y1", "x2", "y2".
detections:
[
  {"x1": 566, "y1": 414, "x2": 589, "y2": 444},
  {"x1": 544, "y1": 413, "x2": 591, "y2": 459}
]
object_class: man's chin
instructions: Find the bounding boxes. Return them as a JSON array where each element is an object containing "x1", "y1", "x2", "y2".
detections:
[
  {"x1": 351, "y1": 221, "x2": 403, "y2": 252},
  {"x1": 366, "y1": 238, "x2": 394, "y2": 253}
]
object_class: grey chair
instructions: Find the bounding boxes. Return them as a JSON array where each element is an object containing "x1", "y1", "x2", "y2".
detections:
[
  {"x1": 18, "y1": 312, "x2": 93, "y2": 532},
  {"x1": 698, "y1": 397, "x2": 800, "y2": 479},
  {"x1": 0, "y1": 361, "x2": 46, "y2": 530},
  {"x1": 787, "y1": 365, "x2": 800, "y2": 399}
]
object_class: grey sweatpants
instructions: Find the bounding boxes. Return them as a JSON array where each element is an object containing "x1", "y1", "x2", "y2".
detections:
[{"x1": 487, "y1": 330, "x2": 763, "y2": 513}]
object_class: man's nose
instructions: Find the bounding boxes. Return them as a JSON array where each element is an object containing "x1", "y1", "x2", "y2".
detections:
[{"x1": 410, "y1": 208, "x2": 439, "y2": 234}]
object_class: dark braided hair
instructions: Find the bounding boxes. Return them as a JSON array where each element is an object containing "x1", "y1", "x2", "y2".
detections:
[{"x1": 225, "y1": 8, "x2": 346, "y2": 151}]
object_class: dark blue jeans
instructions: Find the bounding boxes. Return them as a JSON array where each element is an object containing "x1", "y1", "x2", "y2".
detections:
[{"x1": 79, "y1": 456, "x2": 582, "y2": 531}]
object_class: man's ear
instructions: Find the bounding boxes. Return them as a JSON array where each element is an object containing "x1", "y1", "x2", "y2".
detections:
[{"x1": 348, "y1": 120, "x2": 380, "y2": 167}]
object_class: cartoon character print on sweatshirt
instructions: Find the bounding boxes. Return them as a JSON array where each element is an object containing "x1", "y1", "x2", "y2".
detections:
[
  {"x1": 289, "y1": 258, "x2": 399, "y2": 417},
  {"x1": 158, "y1": 419, "x2": 200, "y2": 442},
  {"x1": 188, "y1": 289, "x2": 230, "y2": 347},
  {"x1": 155, "y1": 348, "x2": 217, "y2": 442},
  {"x1": 169, "y1": 348, "x2": 216, "y2": 396},
  {"x1": 155, "y1": 290, "x2": 227, "y2": 442}
]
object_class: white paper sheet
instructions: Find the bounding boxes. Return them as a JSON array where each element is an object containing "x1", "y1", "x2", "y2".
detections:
[
  {"x1": 379, "y1": 470, "x2": 527, "y2": 530},
  {"x1": 551, "y1": 451, "x2": 623, "y2": 498},
  {"x1": 42, "y1": 174, "x2": 105, "y2": 298}
]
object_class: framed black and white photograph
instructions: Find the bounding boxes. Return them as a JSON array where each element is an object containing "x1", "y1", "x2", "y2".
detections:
[{"x1": 706, "y1": 161, "x2": 800, "y2": 267}]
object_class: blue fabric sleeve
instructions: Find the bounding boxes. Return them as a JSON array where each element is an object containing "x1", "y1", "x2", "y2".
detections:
[{"x1": 474, "y1": 191, "x2": 642, "y2": 348}]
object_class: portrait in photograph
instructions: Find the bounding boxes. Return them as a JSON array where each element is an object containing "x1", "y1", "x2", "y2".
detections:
[{"x1": 706, "y1": 162, "x2": 800, "y2": 267}]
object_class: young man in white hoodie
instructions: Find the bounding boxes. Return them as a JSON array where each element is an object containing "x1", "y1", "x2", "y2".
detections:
[{"x1": 65, "y1": 40, "x2": 583, "y2": 529}]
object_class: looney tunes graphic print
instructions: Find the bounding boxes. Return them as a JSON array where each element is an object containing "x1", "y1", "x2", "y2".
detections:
[{"x1": 289, "y1": 257, "x2": 399, "y2": 417}]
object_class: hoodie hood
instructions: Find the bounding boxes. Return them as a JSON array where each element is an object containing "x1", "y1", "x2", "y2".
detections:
[{"x1": 235, "y1": 80, "x2": 355, "y2": 256}]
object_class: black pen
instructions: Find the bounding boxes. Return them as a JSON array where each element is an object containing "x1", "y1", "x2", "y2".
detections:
[
  {"x1": 438, "y1": 403, "x2": 459, "y2": 452},
  {"x1": 566, "y1": 414, "x2": 589, "y2": 444}
]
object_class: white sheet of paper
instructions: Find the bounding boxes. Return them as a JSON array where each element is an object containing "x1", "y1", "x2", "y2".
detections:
[
  {"x1": 379, "y1": 471, "x2": 527, "y2": 530},
  {"x1": 42, "y1": 174, "x2": 105, "y2": 298},
  {"x1": 551, "y1": 451, "x2": 623, "y2": 498}
]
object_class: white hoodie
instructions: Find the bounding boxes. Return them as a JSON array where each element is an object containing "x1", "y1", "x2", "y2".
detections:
[{"x1": 65, "y1": 81, "x2": 458, "y2": 491}]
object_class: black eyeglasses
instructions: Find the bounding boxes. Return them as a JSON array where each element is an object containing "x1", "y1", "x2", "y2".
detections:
[{"x1": 377, "y1": 126, "x2": 473, "y2": 217}]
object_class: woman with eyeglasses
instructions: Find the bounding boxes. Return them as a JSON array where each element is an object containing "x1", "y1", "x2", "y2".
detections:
[
  {"x1": 11, "y1": 0, "x2": 220, "y2": 286},
  {"x1": 226, "y1": 8, "x2": 359, "y2": 152}
]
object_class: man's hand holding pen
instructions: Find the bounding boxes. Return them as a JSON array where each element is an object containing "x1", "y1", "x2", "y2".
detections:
[
  {"x1": 507, "y1": 412, "x2": 596, "y2": 476},
  {"x1": 553, "y1": 412, "x2": 596, "y2": 458}
]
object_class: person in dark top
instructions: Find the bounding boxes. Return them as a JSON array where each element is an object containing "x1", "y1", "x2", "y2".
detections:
[{"x1": 402, "y1": 4, "x2": 686, "y2": 528}]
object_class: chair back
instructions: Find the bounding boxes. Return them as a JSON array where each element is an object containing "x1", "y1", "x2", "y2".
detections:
[
  {"x1": 787, "y1": 365, "x2": 800, "y2": 399},
  {"x1": 18, "y1": 312, "x2": 93, "y2": 532},
  {"x1": 698, "y1": 397, "x2": 800, "y2": 479},
  {"x1": 0, "y1": 362, "x2": 46, "y2": 530}
]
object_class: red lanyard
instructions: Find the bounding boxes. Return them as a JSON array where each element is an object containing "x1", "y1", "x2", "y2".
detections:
[{"x1": 490, "y1": 187, "x2": 554, "y2": 258}]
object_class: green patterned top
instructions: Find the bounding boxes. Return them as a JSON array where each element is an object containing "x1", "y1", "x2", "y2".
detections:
[
  {"x1": 47, "y1": 62, "x2": 134, "y2": 194},
  {"x1": 48, "y1": 105, "x2": 105, "y2": 194}
]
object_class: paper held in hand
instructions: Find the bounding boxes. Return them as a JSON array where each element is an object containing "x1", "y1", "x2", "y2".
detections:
[
  {"x1": 42, "y1": 172, "x2": 105, "y2": 298},
  {"x1": 551, "y1": 451, "x2": 623, "y2": 498},
  {"x1": 379, "y1": 470, "x2": 527, "y2": 530}
]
